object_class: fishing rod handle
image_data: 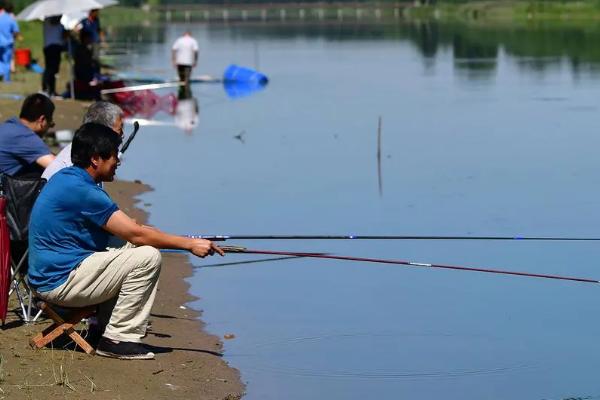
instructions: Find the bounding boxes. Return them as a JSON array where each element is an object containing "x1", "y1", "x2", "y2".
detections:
[
  {"x1": 188, "y1": 235, "x2": 229, "y2": 241},
  {"x1": 220, "y1": 245, "x2": 247, "y2": 253}
]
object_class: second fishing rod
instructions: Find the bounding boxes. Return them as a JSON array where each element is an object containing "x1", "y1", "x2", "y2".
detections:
[{"x1": 164, "y1": 245, "x2": 600, "y2": 285}]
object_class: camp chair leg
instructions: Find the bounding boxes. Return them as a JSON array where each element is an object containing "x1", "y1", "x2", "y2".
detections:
[
  {"x1": 25, "y1": 292, "x2": 43, "y2": 323},
  {"x1": 30, "y1": 302, "x2": 96, "y2": 355},
  {"x1": 12, "y1": 282, "x2": 28, "y2": 321},
  {"x1": 8, "y1": 249, "x2": 28, "y2": 297},
  {"x1": 31, "y1": 309, "x2": 43, "y2": 323},
  {"x1": 9, "y1": 250, "x2": 39, "y2": 323}
]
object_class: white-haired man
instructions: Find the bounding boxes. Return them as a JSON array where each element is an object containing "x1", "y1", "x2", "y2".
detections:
[{"x1": 42, "y1": 101, "x2": 124, "y2": 181}]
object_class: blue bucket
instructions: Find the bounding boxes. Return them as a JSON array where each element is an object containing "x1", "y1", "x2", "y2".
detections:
[
  {"x1": 223, "y1": 64, "x2": 269, "y2": 85},
  {"x1": 223, "y1": 80, "x2": 267, "y2": 99}
]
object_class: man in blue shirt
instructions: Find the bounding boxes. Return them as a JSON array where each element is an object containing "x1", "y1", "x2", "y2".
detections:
[
  {"x1": 0, "y1": 93, "x2": 56, "y2": 177},
  {"x1": 0, "y1": 2, "x2": 19, "y2": 81},
  {"x1": 78, "y1": 9, "x2": 103, "y2": 61},
  {"x1": 29, "y1": 123, "x2": 224, "y2": 360}
]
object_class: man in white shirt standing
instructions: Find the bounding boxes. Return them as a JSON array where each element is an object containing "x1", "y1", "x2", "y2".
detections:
[{"x1": 171, "y1": 31, "x2": 198, "y2": 84}]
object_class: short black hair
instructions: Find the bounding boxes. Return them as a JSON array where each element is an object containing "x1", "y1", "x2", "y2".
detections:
[
  {"x1": 19, "y1": 93, "x2": 55, "y2": 122},
  {"x1": 71, "y1": 123, "x2": 122, "y2": 168}
]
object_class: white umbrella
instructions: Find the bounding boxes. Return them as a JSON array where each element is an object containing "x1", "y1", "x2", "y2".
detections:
[
  {"x1": 17, "y1": 0, "x2": 118, "y2": 21},
  {"x1": 60, "y1": 11, "x2": 87, "y2": 30}
]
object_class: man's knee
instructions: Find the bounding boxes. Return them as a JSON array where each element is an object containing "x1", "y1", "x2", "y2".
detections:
[{"x1": 136, "y1": 246, "x2": 162, "y2": 271}]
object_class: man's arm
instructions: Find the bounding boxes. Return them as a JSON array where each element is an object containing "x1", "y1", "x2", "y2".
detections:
[
  {"x1": 36, "y1": 154, "x2": 56, "y2": 168},
  {"x1": 104, "y1": 210, "x2": 223, "y2": 258}
]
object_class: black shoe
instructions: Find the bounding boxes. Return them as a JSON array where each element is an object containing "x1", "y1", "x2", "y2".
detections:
[
  {"x1": 85, "y1": 323, "x2": 105, "y2": 348},
  {"x1": 96, "y1": 337, "x2": 155, "y2": 360}
]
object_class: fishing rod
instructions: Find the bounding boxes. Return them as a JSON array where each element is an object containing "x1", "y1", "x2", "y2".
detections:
[
  {"x1": 196, "y1": 245, "x2": 598, "y2": 285},
  {"x1": 186, "y1": 234, "x2": 600, "y2": 241},
  {"x1": 100, "y1": 81, "x2": 185, "y2": 95},
  {"x1": 160, "y1": 248, "x2": 329, "y2": 256}
]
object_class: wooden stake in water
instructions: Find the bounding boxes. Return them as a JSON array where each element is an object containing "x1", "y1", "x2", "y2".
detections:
[{"x1": 377, "y1": 115, "x2": 383, "y2": 196}]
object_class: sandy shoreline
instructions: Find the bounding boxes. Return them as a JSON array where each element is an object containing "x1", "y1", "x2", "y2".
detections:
[{"x1": 0, "y1": 99, "x2": 245, "y2": 399}]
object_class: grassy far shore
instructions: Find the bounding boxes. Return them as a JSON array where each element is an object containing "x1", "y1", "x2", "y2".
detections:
[{"x1": 12, "y1": 0, "x2": 600, "y2": 56}]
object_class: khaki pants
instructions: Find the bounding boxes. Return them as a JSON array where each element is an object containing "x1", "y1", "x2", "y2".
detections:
[{"x1": 38, "y1": 245, "x2": 162, "y2": 343}]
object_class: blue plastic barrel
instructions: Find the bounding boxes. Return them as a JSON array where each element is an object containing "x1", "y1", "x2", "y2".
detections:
[
  {"x1": 223, "y1": 64, "x2": 269, "y2": 85},
  {"x1": 223, "y1": 80, "x2": 267, "y2": 99}
]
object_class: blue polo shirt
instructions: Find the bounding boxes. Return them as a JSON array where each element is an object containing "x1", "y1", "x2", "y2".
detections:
[
  {"x1": 0, "y1": 12, "x2": 18, "y2": 47},
  {"x1": 79, "y1": 17, "x2": 100, "y2": 43},
  {"x1": 0, "y1": 117, "x2": 51, "y2": 176},
  {"x1": 28, "y1": 166, "x2": 119, "y2": 292}
]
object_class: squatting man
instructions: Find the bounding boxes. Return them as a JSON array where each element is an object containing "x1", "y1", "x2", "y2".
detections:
[{"x1": 28, "y1": 122, "x2": 223, "y2": 360}]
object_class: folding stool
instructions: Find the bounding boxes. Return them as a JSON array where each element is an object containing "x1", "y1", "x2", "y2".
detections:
[{"x1": 30, "y1": 301, "x2": 96, "y2": 355}]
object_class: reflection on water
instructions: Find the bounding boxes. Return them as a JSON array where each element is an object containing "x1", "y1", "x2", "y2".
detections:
[
  {"x1": 113, "y1": 17, "x2": 600, "y2": 400},
  {"x1": 223, "y1": 80, "x2": 268, "y2": 99},
  {"x1": 175, "y1": 85, "x2": 200, "y2": 133},
  {"x1": 119, "y1": 80, "x2": 268, "y2": 133}
]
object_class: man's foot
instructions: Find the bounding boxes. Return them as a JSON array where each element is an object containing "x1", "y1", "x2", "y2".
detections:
[
  {"x1": 96, "y1": 337, "x2": 155, "y2": 360},
  {"x1": 85, "y1": 318, "x2": 105, "y2": 348}
]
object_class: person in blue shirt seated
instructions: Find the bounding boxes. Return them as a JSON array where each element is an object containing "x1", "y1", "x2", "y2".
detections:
[
  {"x1": 28, "y1": 123, "x2": 224, "y2": 360},
  {"x1": 0, "y1": 93, "x2": 56, "y2": 177}
]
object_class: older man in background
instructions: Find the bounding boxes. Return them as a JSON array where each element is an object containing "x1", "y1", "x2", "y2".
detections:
[{"x1": 42, "y1": 101, "x2": 124, "y2": 181}]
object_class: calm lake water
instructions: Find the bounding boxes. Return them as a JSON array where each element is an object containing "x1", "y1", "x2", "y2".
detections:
[{"x1": 113, "y1": 19, "x2": 600, "y2": 399}]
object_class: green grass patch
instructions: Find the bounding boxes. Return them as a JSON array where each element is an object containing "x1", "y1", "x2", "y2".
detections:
[
  {"x1": 15, "y1": 20, "x2": 42, "y2": 59},
  {"x1": 102, "y1": 6, "x2": 159, "y2": 26}
]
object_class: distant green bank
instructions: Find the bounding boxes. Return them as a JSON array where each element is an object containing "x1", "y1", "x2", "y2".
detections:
[
  {"x1": 110, "y1": 2, "x2": 600, "y2": 25},
  {"x1": 13, "y1": 2, "x2": 600, "y2": 62},
  {"x1": 435, "y1": 1, "x2": 600, "y2": 21}
]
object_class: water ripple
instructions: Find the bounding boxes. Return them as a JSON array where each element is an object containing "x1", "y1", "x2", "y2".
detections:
[{"x1": 231, "y1": 331, "x2": 540, "y2": 381}]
